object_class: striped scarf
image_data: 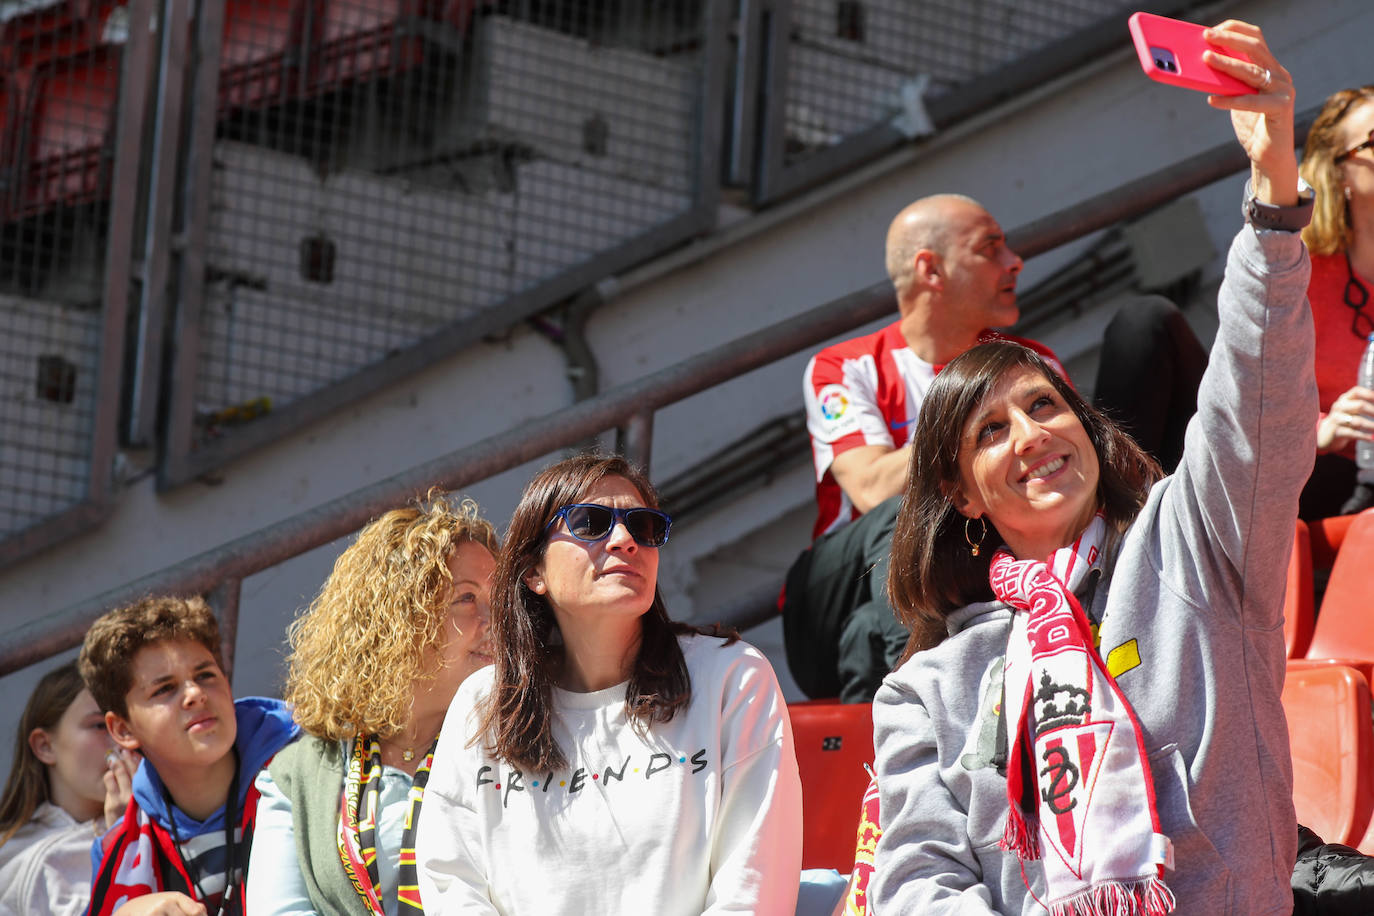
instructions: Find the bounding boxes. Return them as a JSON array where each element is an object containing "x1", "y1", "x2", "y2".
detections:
[
  {"x1": 88, "y1": 788, "x2": 256, "y2": 916},
  {"x1": 338, "y1": 735, "x2": 436, "y2": 915},
  {"x1": 990, "y1": 514, "x2": 1175, "y2": 916}
]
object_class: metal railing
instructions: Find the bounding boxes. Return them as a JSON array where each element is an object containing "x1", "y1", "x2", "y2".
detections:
[{"x1": 0, "y1": 113, "x2": 1303, "y2": 678}]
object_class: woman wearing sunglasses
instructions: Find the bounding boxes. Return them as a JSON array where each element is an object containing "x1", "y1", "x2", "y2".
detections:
[
  {"x1": 416, "y1": 454, "x2": 802, "y2": 915},
  {"x1": 1296, "y1": 84, "x2": 1374, "y2": 517}
]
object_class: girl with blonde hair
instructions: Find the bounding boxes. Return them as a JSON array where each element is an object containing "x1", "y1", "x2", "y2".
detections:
[
  {"x1": 247, "y1": 494, "x2": 499, "y2": 916},
  {"x1": 1296, "y1": 84, "x2": 1374, "y2": 516}
]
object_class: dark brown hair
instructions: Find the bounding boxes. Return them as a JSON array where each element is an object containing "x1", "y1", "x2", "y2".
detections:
[
  {"x1": 479, "y1": 454, "x2": 724, "y2": 773},
  {"x1": 1300, "y1": 85, "x2": 1374, "y2": 255},
  {"x1": 0, "y1": 661, "x2": 88, "y2": 848},
  {"x1": 887, "y1": 341, "x2": 1161, "y2": 657},
  {"x1": 79, "y1": 595, "x2": 223, "y2": 719}
]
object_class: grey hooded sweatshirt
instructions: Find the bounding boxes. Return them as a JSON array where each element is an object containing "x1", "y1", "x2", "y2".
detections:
[{"x1": 871, "y1": 216, "x2": 1314, "y2": 915}]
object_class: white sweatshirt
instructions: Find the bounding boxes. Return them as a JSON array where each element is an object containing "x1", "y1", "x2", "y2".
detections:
[
  {"x1": 416, "y1": 634, "x2": 802, "y2": 915},
  {"x1": 0, "y1": 803, "x2": 101, "y2": 916}
]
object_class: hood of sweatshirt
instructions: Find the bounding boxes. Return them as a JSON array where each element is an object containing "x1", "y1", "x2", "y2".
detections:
[{"x1": 128, "y1": 696, "x2": 300, "y2": 838}]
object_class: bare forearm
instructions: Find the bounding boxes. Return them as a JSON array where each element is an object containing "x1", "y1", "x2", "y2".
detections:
[{"x1": 833, "y1": 446, "x2": 912, "y2": 514}]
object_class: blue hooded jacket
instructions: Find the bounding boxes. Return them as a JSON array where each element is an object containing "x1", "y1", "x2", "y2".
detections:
[{"x1": 87, "y1": 696, "x2": 299, "y2": 892}]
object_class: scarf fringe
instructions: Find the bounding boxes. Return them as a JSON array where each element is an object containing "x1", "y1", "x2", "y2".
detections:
[
  {"x1": 1001, "y1": 807, "x2": 1039, "y2": 859},
  {"x1": 1048, "y1": 876, "x2": 1176, "y2": 916}
]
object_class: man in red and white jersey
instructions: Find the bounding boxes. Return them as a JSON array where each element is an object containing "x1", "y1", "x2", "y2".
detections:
[{"x1": 783, "y1": 194, "x2": 1202, "y2": 702}]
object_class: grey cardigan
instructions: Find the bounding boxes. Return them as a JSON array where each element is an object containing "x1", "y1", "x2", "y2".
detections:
[
  {"x1": 871, "y1": 221, "x2": 1314, "y2": 915},
  {"x1": 266, "y1": 736, "x2": 368, "y2": 916}
]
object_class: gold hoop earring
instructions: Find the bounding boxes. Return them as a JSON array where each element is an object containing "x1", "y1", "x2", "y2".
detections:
[{"x1": 964, "y1": 516, "x2": 987, "y2": 557}]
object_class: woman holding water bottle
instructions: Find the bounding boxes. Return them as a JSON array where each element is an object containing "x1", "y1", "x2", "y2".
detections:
[{"x1": 1297, "y1": 85, "x2": 1374, "y2": 517}]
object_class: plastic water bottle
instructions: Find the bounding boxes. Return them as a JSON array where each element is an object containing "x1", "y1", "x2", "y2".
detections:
[{"x1": 1359, "y1": 334, "x2": 1374, "y2": 471}]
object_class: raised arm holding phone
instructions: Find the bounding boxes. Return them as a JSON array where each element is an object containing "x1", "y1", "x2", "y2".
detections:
[{"x1": 871, "y1": 20, "x2": 1311, "y2": 915}]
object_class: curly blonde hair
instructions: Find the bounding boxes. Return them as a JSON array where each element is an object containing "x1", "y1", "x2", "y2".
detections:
[{"x1": 284, "y1": 493, "x2": 499, "y2": 740}]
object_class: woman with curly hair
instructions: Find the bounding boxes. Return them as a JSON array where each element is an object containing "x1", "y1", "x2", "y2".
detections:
[
  {"x1": 246, "y1": 494, "x2": 499, "y2": 916},
  {"x1": 1295, "y1": 84, "x2": 1374, "y2": 516},
  {"x1": 414, "y1": 454, "x2": 801, "y2": 915}
]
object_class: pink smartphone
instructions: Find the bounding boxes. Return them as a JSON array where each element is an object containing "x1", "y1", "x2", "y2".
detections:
[{"x1": 1127, "y1": 12, "x2": 1257, "y2": 96}]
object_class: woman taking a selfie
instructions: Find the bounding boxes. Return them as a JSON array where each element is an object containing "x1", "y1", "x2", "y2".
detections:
[
  {"x1": 872, "y1": 22, "x2": 1310, "y2": 915},
  {"x1": 416, "y1": 454, "x2": 801, "y2": 915}
]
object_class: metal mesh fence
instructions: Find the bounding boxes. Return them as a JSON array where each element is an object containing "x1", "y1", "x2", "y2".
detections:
[
  {"x1": 0, "y1": 0, "x2": 1192, "y2": 549},
  {"x1": 782, "y1": 0, "x2": 1137, "y2": 162},
  {"x1": 193, "y1": 0, "x2": 703, "y2": 446},
  {"x1": 0, "y1": 1, "x2": 126, "y2": 540},
  {"x1": 0, "y1": 296, "x2": 102, "y2": 537}
]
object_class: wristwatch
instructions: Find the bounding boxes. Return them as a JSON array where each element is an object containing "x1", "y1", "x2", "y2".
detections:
[{"x1": 1243, "y1": 178, "x2": 1314, "y2": 232}]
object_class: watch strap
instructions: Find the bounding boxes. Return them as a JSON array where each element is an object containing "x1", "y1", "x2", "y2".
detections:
[{"x1": 1242, "y1": 177, "x2": 1314, "y2": 232}]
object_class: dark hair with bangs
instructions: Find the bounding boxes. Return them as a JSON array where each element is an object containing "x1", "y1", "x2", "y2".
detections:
[
  {"x1": 478, "y1": 453, "x2": 731, "y2": 773},
  {"x1": 887, "y1": 341, "x2": 1162, "y2": 657}
]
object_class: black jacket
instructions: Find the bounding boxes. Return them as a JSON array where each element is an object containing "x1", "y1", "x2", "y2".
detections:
[{"x1": 1292, "y1": 825, "x2": 1374, "y2": 915}]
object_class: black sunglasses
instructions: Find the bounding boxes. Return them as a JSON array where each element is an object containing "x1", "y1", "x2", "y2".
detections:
[
  {"x1": 1336, "y1": 128, "x2": 1374, "y2": 164},
  {"x1": 545, "y1": 504, "x2": 672, "y2": 548}
]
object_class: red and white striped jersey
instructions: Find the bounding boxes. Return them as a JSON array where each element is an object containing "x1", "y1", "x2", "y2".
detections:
[{"x1": 803, "y1": 321, "x2": 1065, "y2": 539}]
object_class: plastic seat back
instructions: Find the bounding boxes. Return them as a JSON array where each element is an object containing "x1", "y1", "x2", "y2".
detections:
[
  {"x1": 1307, "y1": 509, "x2": 1374, "y2": 663},
  {"x1": 20, "y1": 44, "x2": 120, "y2": 214},
  {"x1": 220, "y1": 0, "x2": 310, "y2": 109},
  {"x1": 1285, "y1": 519, "x2": 1313, "y2": 658},
  {"x1": 0, "y1": 76, "x2": 15, "y2": 220},
  {"x1": 313, "y1": 0, "x2": 411, "y2": 88},
  {"x1": 1282, "y1": 663, "x2": 1374, "y2": 847},
  {"x1": 789, "y1": 700, "x2": 874, "y2": 871},
  {"x1": 1309, "y1": 512, "x2": 1358, "y2": 573}
]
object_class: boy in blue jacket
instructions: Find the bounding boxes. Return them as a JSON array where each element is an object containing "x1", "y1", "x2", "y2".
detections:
[{"x1": 78, "y1": 596, "x2": 298, "y2": 916}]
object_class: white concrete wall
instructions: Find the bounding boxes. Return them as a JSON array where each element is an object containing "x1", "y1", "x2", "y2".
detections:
[{"x1": 1, "y1": 0, "x2": 1368, "y2": 782}]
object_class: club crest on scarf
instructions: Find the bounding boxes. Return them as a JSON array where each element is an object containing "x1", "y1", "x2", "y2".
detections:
[{"x1": 991, "y1": 514, "x2": 1175, "y2": 916}]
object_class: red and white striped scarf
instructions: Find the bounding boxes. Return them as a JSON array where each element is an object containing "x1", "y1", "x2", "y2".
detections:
[{"x1": 990, "y1": 513, "x2": 1175, "y2": 916}]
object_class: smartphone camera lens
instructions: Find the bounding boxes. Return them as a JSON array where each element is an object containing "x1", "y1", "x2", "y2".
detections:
[{"x1": 1149, "y1": 47, "x2": 1179, "y2": 74}]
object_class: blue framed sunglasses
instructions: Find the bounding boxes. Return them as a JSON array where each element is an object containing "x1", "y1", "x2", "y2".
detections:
[{"x1": 545, "y1": 503, "x2": 672, "y2": 548}]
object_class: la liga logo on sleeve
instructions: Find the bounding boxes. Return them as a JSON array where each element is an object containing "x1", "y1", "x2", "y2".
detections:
[{"x1": 818, "y1": 384, "x2": 851, "y2": 422}]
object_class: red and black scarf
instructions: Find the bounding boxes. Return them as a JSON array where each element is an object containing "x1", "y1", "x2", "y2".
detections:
[{"x1": 88, "y1": 785, "x2": 258, "y2": 916}]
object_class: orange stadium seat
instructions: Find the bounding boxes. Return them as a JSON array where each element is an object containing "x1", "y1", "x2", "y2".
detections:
[
  {"x1": 1306, "y1": 509, "x2": 1374, "y2": 666},
  {"x1": 308, "y1": 0, "x2": 484, "y2": 92},
  {"x1": 0, "y1": 0, "x2": 114, "y2": 74},
  {"x1": 220, "y1": 0, "x2": 312, "y2": 111},
  {"x1": 790, "y1": 699, "x2": 874, "y2": 871},
  {"x1": 1309, "y1": 512, "x2": 1357, "y2": 573},
  {"x1": 1281, "y1": 663, "x2": 1374, "y2": 850},
  {"x1": 1284, "y1": 519, "x2": 1313, "y2": 658},
  {"x1": 17, "y1": 44, "x2": 121, "y2": 214},
  {"x1": 0, "y1": 76, "x2": 16, "y2": 220}
]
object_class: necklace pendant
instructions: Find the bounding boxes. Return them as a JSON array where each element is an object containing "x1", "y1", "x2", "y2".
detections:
[{"x1": 402, "y1": 748, "x2": 415, "y2": 762}]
